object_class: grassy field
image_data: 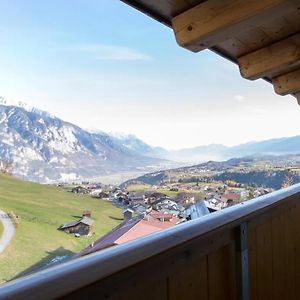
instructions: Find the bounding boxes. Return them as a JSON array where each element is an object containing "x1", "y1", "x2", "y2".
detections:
[
  {"x1": 125, "y1": 183, "x2": 205, "y2": 198},
  {"x1": 0, "y1": 174, "x2": 122, "y2": 283},
  {"x1": 125, "y1": 183, "x2": 151, "y2": 192}
]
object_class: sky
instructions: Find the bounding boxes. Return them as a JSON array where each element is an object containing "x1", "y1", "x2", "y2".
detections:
[{"x1": 0, "y1": 0, "x2": 299, "y2": 150}]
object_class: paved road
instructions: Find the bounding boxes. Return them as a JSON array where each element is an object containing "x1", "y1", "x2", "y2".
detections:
[{"x1": 0, "y1": 209, "x2": 15, "y2": 254}]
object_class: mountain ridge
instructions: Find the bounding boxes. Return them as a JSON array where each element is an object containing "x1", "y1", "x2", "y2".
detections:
[
  {"x1": 0, "y1": 103, "x2": 166, "y2": 183},
  {"x1": 0, "y1": 99, "x2": 299, "y2": 183}
]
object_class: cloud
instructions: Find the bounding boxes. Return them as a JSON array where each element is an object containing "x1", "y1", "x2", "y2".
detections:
[
  {"x1": 234, "y1": 94, "x2": 246, "y2": 102},
  {"x1": 75, "y1": 44, "x2": 152, "y2": 61}
]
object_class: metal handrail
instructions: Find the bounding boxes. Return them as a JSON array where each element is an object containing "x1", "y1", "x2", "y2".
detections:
[{"x1": 1, "y1": 184, "x2": 300, "y2": 300}]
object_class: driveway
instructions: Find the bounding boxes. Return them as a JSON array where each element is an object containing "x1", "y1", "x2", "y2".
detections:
[{"x1": 0, "y1": 209, "x2": 15, "y2": 254}]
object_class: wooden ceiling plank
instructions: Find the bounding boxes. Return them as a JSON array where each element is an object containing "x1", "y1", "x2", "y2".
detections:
[
  {"x1": 217, "y1": 37, "x2": 251, "y2": 57},
  {"x1": 283, "y1": 10, "x2": 300, "y2": 32},
  {"x1": 171, "y1": 0, "x2": 300, "y2": 52},
  {"x1": 237, "y1": 28, "x2": 273, "y2": 52},
  {"x1": 238, "y1": 33, "x2": 300, "y2": 80},
  {"x1": 294, "y1": 92, "x2": 300, "y2": 105},
  {"x1": 273, "y1": 69, "x2": 300, "y2": 95},
  {"x1": 260, "y1": 17, "x2": 294, "y2": 39}
]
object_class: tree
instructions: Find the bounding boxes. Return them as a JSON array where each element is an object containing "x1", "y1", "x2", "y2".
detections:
[
  {"x1": 282, "y1": 175, "x2": 293, "y2": 189},
  {"x1": 0, "y1": 159, "x2": 13, "y2": 175}
]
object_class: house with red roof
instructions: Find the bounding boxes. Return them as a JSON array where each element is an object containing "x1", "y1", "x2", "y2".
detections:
[{"x1": 76, "y1": 212, "x2": 179, "y2": 257}]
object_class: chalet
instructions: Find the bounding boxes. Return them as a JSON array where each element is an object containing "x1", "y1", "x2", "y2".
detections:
[
  {"x1": 82, "y1": 211, "x2": 92, "y2": 218},
  {"x1": 59, "y1": 216, "x2": 94, "y2": 236},
  {"x1": 71, "y1": 186, "x2": 89, "y2": 194},
  {"x1": 123, "y1": 208, "x2": 134, "y2": 220},
  {"x1": 95, "y1": 191, "x2": 110, "y2": 200},
  {"x1": 100, "y1": 191, "x2": 110, "y2": 200},
  {"x1": 76, "y1": 211, "x2": 180, "y2": 257}
]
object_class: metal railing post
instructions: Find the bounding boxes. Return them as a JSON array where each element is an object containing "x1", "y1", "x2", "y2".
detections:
[{"x1": 236, "y1": 222, "x2": 249, "y2": 300}]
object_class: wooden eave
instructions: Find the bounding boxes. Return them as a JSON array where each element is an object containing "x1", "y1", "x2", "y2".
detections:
[{"x1": 121, "y1": 0, "x2": 300, "y2": 104}]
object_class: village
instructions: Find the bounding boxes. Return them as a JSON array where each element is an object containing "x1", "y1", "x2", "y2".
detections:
[{"x1": 57, "y1": 177, "x2": 275, "y2": 257}]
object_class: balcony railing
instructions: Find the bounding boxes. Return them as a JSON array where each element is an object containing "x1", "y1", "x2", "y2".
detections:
[{"x1": 1, "y1": 183, "x2": 300, "y2": 300}]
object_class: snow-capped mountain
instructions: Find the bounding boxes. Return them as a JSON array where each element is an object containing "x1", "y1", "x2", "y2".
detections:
[
  {"x1": 109, "y1": 132, "x2": 168, "y2": 159},
  {"x1": 0, "y1": 102, "x2": 165, "y2": 182}
]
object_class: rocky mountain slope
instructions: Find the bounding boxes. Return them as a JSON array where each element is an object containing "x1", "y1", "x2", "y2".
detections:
[{"x1": 0, "y1": 104, "x2": 165, "y2": 182}]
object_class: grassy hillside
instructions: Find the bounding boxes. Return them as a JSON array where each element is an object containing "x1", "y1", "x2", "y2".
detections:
[{"x1": 0, "y1": 174, "x2": 122, "y2": 283}]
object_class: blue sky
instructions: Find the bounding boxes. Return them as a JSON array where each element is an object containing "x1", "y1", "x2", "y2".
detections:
[{"x1": 0, "y1": 0, "x2": 299, "y2": 149}]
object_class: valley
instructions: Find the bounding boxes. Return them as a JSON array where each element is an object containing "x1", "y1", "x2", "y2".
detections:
[
  {"x1": 1, "y1": 101, "x2": 300, "y2": 184},
  {"x1": 0, "y1": 101, "x2": 300, "y2": 284}
]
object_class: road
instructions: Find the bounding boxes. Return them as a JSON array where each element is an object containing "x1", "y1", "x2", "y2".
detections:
[{"x1": 0, "y1": 209, "x2": 15, "y2": 254}]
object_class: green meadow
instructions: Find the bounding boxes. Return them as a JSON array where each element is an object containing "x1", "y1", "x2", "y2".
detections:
[{"x1": 0, "y1": 174, "x2": 122, "y2": 283}]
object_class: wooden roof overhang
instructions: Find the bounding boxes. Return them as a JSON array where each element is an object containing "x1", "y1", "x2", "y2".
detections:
[{"x1": 121, "y1": 0, "x2": 300, "y2": 104}]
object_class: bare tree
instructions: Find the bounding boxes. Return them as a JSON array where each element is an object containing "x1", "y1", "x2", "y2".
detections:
[
  {"x1": 282, "y1": 175, "x2": 293, "y2": 189},
  {"x1": 0, "y1": 159, "x2": 13, "y2": 175}
]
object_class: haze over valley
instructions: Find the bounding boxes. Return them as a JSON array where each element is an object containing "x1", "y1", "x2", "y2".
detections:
[{"x1": 1, "y1": 99, "x2": 300, "y2": 183}]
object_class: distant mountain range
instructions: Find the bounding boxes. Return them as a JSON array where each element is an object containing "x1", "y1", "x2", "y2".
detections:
[
  {"x1": 166, "y1": 136, "x2": 300, "y2": 162},
  {"x1": 0, "y1": 98, "x2": 299, "y2": 183},
  {"x1": 0, "y1": 103, "x2": 168, "y2": 182},
  {"x1": 123, "y1": 155, "x2": 300, "y2": 189}
]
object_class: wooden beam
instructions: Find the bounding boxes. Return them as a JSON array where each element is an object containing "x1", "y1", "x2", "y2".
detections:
[
  {"x1": 238, "y1": 33, "x2": 300, "y2": 80},
  {"x1": 172, "y1": 0, "x2": 300, "y2": 52},
  {"x1": 294, "y1": 92, "x2": 300, "y2": 105},
  {"x1": 273, "y1": 69, "x2": 300, "y2": 95}
]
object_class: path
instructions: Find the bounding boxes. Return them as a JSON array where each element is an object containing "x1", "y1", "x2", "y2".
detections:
[{"x1": 0, "y1": 209, "x2": 15, "y2": 254}]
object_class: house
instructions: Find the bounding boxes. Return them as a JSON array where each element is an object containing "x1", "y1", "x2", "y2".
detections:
[
  {"x1": 59, "y1": 216, "x2": 94, "y2": 236},
  {"x1": 71, "y1": 186, "x2": 89, "y2": 194},
  {"x1": 151, "y1": 198, "x2": 184, "y2": 215},
  {"x1": 123, "y1": 208, "x2": 134, "y2": 220},
  {"x1": 76, "y1": 211, "x2": 180, "y2": 257},
  {"x1": 253, "y1": 188, "x2": 274, "y2": 198},
  {"x1": 175, "y1": 192, "x2": 195, "y2": 207},
  {"x1": 111, "y1": 192, "x2": 129, "y2": 204},
  {"x1": 90, "y1": 189, "x2": 103, "y2": 198},
  {"x1": 97, "y1": 191, "x2": 110, "y2": 200},
  {"x1": 223, "y1": 191, "x2": 241, "y2": 202},
  {"x1": 145, "y1": 192, "x2": 167, "y2": 204},
  {"x1": 129, "y1": 196, "x2": 146, "y2": 206},
  {"x1": 204, "y1": 198, "x2": 223, "y2": 212},
  {"x1": 185, "y1": 201, "x2": 210, "y2": 220},
  {"x1": 82, "y1": 211, "x2": 92, "y2": 218},
  {"x1": 128, "y1": 203, "x2": 147, "y2": 214}
]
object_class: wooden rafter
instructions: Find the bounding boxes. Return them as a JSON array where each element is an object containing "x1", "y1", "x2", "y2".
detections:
[
  {"x1": 172, "y1": 0, "x2": 299, "y2": 52},
  {"x1": 238, "y1": 33, "x2": 300, "y2": 80},
  {"x1": 295, "y1": 92, "x2": 300, "y2": 105},
  {"x1": 273, "y1": 69, "x2": 300, "y2": 95},
  {"x1": 123, "y1": 0, "x2": 300, "y2": 104}
]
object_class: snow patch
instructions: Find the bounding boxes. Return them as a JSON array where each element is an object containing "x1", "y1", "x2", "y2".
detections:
[{"x1": 60, "y1": 173, "x2": 78, "y2": 181}]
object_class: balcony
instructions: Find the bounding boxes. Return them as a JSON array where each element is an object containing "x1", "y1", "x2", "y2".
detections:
[{"x1": 0, "y1": 184, "x2": 300, "y2": 299}]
